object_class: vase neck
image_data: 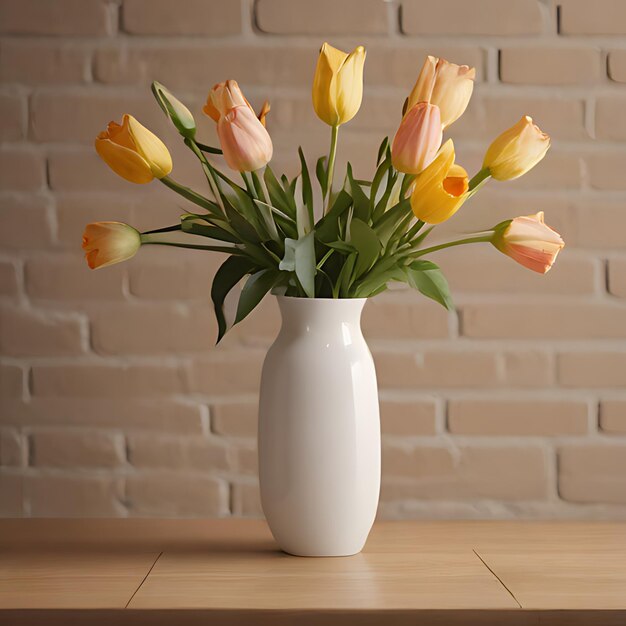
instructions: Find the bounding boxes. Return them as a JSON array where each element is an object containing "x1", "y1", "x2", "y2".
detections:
[{"x1": 276, "y1": 296, "x2": 366, "y2": 334}]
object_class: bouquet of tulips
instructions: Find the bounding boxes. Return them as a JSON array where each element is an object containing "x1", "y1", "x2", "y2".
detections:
[{"x1": 84, "y1": 43, "x2": 564, "y2": 341}]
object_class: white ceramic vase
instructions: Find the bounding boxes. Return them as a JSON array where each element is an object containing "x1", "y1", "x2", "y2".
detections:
[{"x1": 258, "y1": 296, "x2": 381, "y2": 557}]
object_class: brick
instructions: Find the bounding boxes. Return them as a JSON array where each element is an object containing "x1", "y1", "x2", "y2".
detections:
[
  {"x1": 381, "y1": 399, "x2": 438, "y2": 436},
  {"x1": 212, "y1": 403, "x2": 257, "y2": 437},
  {"x1": 362, "y1": 295, "x2": 450, "y2": 340},
  {"x1": 576, "y1": 198, "x2": 626, "y2": 247},
  {"x1": 256, "y1": 0, "x2": 388, "y2": 35},
  {"x1": 503, "y1": 350, "x2": 554, "y2": 388},
  {"x1": 26, "y1": 474, "x2": 125, "y2": 516},
  {"x1": 31, "y1": 429, "x2": 125, "y2": 468},
  {"x1": 374, "y1": 351, "x2": 500, "y2": 389},
  {"x1": 462, "y1": 303, "x2": 626, "y2": 339},
  {"x1": 0, "y1": 92, "x2": 25, "y2": 140},
  {"x1": 439, "y1": 248, "x2": 596, "y2": 295},
  {"x1": 382, "y1": 445, "x2": 549, "y2": 500},
  {"x1": 608, "y1": 258, "x2": 626, "y2": 297},
  {"x1": 1, "y1": 398, "x2": 204, "y2": 433},
  {"x1": 559, "y1": 0, "x2": 626, "y2": 35},
  {"x1": 558, "y1": 352, "x2": 626, "y2": 388},
  {"x1": 91, "y1": 304, "x2": 217, "y2": 355},
  {"x1": 499, "y1": 47, "x2": 602, "y2": 85},
  {"x1": 0, "y1": 306, "x2": 85, "y2": 357},
  {"x1": 126, "y1": 472, "x2": 229, "y2": 516},
  {"x1": 596, "y1": 97, "x2": 626, "y2": 141},
  {"x1": 0, "y1": 262, "x2": 19, "y2": 298},
  {"x1": 507, "y1": 149, "x2": 582, "y2": 191},
  {"x1": 0, "y1": 474, "x2": 23, "y2": 516},
  {"x1": 608, "y1": 49, "x2": 626, "y2": 83},
  {"x1": 402, "y1": 0, "x2": 541, "y2": 35},
  {"x1": 129, "y1": 259, "x2": 218, "y2": 301},
  {"x1": 0, "y1": 40, "x2": 89, "y2": 84},
  {"x1": 600, "y1": 400, "x2": 626, "y2": 434},
  {"x1": 231, "y1": 481, "x2": 262, "y2": 517},
  {"x1": 0, "y1": 195, "x2": 53, "y2": 250},
  {"x1": 448, "y1": 399, "x2": 589, "y2": 436},
  {"x1": 128, "y1": 434, "x2": 232, "y2": 471},
  {"x1": 559, "y1": 445, "x2": 626, "y2": 504},
  {"x1": 31, "y1": 363, "x2": 184, "y2": 397},
  {"x1": 234, "y1": 442, "x2": 257, "y2": 475},
  {"x1": 0, "y1": 364, "x2": 23, "y2": 398},
  {"x1": 26, "y1": 254, "x2": 126, "y2": 301},
  {"x1": 0, "y1": 0, "x2": 112, "y2": 35},
  {"x1": 1, "y1": 429, "x2": 27, "y2": 466},
  {"x1": 0, "y1": 148, "x2": 45, "y2": 191},
  {"x1": 123, "y1": 0, "x2": 241, "y2": 35},
  {"x1": 55, "y1": 193, "x2": 134, "y2": 248},
  {"x1": 30, "y1": 91, "x2": 160, "y2": 144},
  {"x1": 188, "y1": 351, "x2": 265, "y2": 395},
  {"x1": 231, "y1": 295, "x2": 281, "y2": 347},
  {"x1": 483, "y1": 96, "x2": 588, "y2": 141}
]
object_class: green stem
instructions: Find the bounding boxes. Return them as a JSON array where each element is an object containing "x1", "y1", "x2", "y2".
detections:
[
  {"x1": 140, "y1": 236, "x2": 240, "y2": 254},
  {"x1": 408, "y1": 234, "x2": 492, "y2": 258},
  {"x1": 324, "y1": 124, "x2": 339, "y2": 214},
  {"x1": 468, "y1": 167, "x2": 491, "y2": 192},
  {"x1": 184, "y1": 138, "x2": 226, "y2": 213},
  {"x1": 196, "y1": 142, "x2": 223, "y2": 155},
  {"x1": 142, "y1": 224, "x2": 181, "y2": 235},
  {"x1": 403, "y1": 219, "x2": 425, "y2": 244}
]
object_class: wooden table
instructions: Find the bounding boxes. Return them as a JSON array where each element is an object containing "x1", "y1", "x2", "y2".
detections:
[{"x1": 1, "y1": 519, "x2": 625, "y2": 625}]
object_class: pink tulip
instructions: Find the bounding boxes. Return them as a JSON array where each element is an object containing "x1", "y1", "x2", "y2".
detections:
[
  {"x1": 217, "y1": 105, "x2": 273, "y2": 172},
  {"x1": 492, "y1": 211, "x2": 564, "y2": 274},
  {"x1": 391, "y1": 102, "x2": 443, "y2": 175}
]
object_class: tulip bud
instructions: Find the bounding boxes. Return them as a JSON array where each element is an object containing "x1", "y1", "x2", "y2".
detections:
[
  {"x1": 82, "y1": 222, "x2": 141, "y2": 269},
  {"x1": 410, "y1": 139, "x2": 470, "y2": 224},
  {"x1": 95, "y1": 115, "x2": 172, "y2": 184},
  {"x1": 491, "y1": 212, "x2": 564, "y2": 274},
  {"x1": 151, "y1": 81, "x2": 196, "y2": 139},
  {"x1": 203, "y1": 80, "x2": 273, "y2": 171},
  {"x1": 483, "y1": 116, "x2": 550, "y2": 181},
  {"x1": 407, "y1": 56, "x2": 475, "y2": 128},
  {"x1": 217, "y1": 105, "x2": 273, "y2": 172},
  {"x1": 391, "y1": 102, "x2": 443, "y2": 175},
  {"x1": 312, "y1": 42, "x2": 366, "y2": 127}
]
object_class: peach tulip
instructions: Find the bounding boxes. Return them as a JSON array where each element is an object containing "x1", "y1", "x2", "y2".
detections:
[
  {"x1": 483, "y1": 116, "x2": 550, "y2": 181},
  {"x1": 391, "y1": 102, "x2": 443, "y2": 175},
  {"x1": 95, "y1": 115, "x2": 172, "y2": 184},
  {"x1": 407, "y1": 56, "x2": 475, "y2": 129},
  {"x1": 203, "y1": 80, "x2": 272, "y2": 171},
  {"x1": 82, "y1": 222, "x2": 141, "y2": 270},
  {"x1": 492, "y1": 212, "x2": 564, "y2": 274}
]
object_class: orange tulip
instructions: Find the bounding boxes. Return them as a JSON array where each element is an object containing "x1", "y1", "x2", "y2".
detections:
[
  {"x1": 407, "y1": 56, "x2": 475, "y2": 129},
  {"x1": 492, "y1": 212, "x2": 564, "y2": 274},
  {"x1": 203, "y1": 80, "x2": 272, "y2": 171},
  {"x1": 391, "y1": 102, "x2": 442, "y2": 175},
  {"x1": 82, "y1": 222, "x2": 141, "y2": 269}
]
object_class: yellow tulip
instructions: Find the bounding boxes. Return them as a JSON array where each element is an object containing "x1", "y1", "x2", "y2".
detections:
[
  {"x1": 82, "y1": 222, "x2": 141, "y2": 269},
  {"x1": 95, "y1": 115, "x2": 172, "y2": 184},
  {"x1": 407, "y1": 56, "x2": 475, "y2": 129},
  {"x1": 483, "y1": 116, "x2": 550, "y2": 181},
  {"x1": 312, "y1": 42, "x2": 366, "y2": 127},
  {"x1": 410, "y1": 140, "x2": 470, "y2": 224}
]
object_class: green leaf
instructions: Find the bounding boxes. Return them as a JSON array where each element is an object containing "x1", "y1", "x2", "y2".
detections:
[
  {"x1": 235, "y1": 269, "x2": 285, "y2": 325},
  {"x1": 346, "y1": 163, "x2": 370, "y2": 222},
  {"x1": 298, "y1": 147, "x2": 314, "y2": 232},
  {"x1": 350, "y1": 218, "x2": 381, "y2": 278},
  {"x1": 376, "y1": 137, "x2": 389, "y2": 166},
  {"x1": 223, "y1": 199, "x2": 261, "y2": 243},
  {"x1": 264, "y1": 165, "x2": 296, "y2": 218},
  {"x1": 373, "y1": 199, "x2": 412, "y2": 248},
  {"x1": 253, "y1": 199, "x2": 280, "y2": 242},
  {"x1": 405, "y1": 260, "x2": 455, "y2": 311},
  {"x1": 181, "y1": 218, "x2": 241, "y2": 243},
  {"x1": 370, "y1": 153, "x2": 392, "y2": 215},
  {"x1": 211, "y1": 256, "x2": 255, "y2": 343},
  {"x1": 354, "y1": 263, "x2": 406, "y2": 298},
  {"x1": 316, "y1": 155, "x2": 328, "y2": 197},
  {"x1": 314, "y1": 189, "x2": 352, "y2": 243},
  {"x1": 336, "y1": 253, "x2": 357, "y2": 298},
  {"x1": 279, "y1": 231, "x2": 316, "y2": 298}
]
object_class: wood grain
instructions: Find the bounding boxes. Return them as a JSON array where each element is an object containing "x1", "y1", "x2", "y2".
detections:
[{"x1": 1, "y1": 519, "x2": 625, "y2": 625}]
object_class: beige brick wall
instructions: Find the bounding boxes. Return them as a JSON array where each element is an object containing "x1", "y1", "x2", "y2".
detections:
[{"x1": 1, "y1": 0, "x2": 626, "y2": 519}]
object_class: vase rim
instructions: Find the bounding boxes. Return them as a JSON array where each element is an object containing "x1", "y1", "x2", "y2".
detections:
[{"x1": 275, "y1": 294, "x2": 369, "y2": 304}]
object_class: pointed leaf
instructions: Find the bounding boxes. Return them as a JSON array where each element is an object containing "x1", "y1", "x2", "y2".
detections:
[
  {"x1": 235, "y1": 269, "x2": 285, "y2": 325},
  {"x1": 279, "y1": 231, "x2": 316, "y2": 298},
  {"x1": 405, "y1": 260, "x2": 455, "y2": 311},
  {"x1": 350, "y1": 218, "x2": 381, "y2": 278}
]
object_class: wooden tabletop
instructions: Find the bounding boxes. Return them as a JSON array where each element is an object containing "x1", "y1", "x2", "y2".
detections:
[{"x1": 1, "y1": 519, "x2": 625, "y2": 625}]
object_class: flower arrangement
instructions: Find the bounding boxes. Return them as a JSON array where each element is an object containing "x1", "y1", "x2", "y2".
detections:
[{"x1": 83, "y1": 43, "x2": 564, "y2": 342}]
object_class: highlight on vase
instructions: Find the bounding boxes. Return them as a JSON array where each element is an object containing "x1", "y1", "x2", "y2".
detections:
[{"x1": 84, "y1": 41, "x2": 563, "y2": 342}]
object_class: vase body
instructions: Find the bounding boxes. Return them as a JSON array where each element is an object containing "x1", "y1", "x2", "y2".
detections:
[{"x1": 258, "y1": 296, "x2": 380, "y2": 557}]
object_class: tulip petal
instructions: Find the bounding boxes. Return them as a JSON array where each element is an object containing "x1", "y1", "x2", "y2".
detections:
[
  {"x1": 126, "y1": 115, "x2": 173, "y2": 179},
  {"x1": 95, "y1": 137, "x2": 154, "y2": 184}
]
